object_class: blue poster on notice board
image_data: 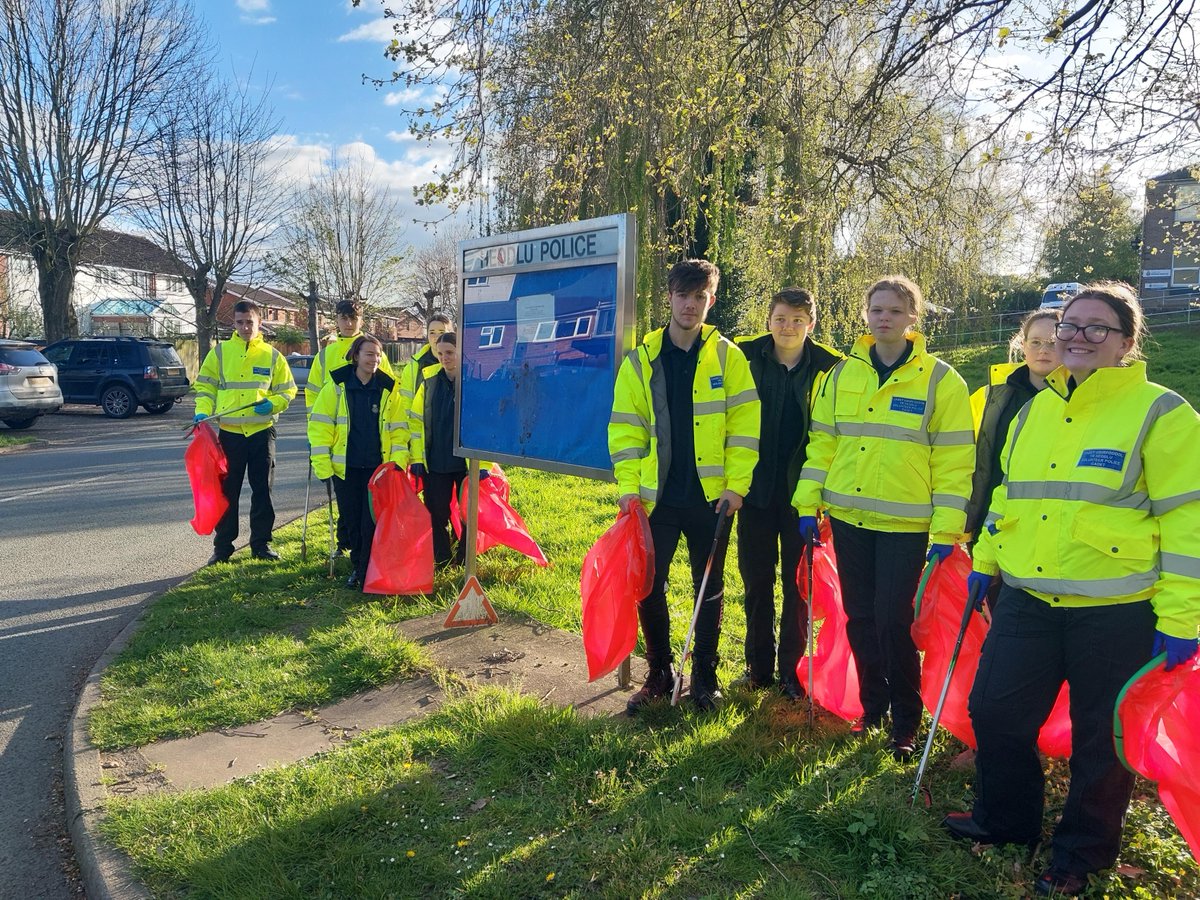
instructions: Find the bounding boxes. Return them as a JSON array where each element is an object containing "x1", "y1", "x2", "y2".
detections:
[{"x1": 455, "y1": 214, "x2": 637, "y2": 481}]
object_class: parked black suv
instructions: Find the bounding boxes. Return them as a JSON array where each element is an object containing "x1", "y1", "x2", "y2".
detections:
[{"x1": 41, "y1": 337, "x2": 191, "y2": 418}]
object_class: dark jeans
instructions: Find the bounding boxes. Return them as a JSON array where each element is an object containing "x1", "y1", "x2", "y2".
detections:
[
  {"x1": 214, "y1": 427, "x2": 276, "y2": 555},
  {"x1": 424, "y1": 470, "x2": 466, "y2": 565},
  {"x1": 829, "y1": 518, "x2": 927, "y2": 730},
  {"x1": 737, "y1": 499, "x2": 805, "y2": 683},
  {"x1": 969, "y1": 585, "x2": 1155, "y2": 875},
  {"x1": 333, "y1": 467, "x2": 377, "y2": 580},
  {"x1": 639, "y1": 501, "x2": 731, "y2": 668}
]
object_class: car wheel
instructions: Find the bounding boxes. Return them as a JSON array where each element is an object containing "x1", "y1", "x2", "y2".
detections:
[
  {"x1": 2, "y1": 417, "x2": 37, "y2": 430},
  {"x1": 100, "y1": 385, "x2": 137, "y2": 419},
  {"x1": 143, "y1": 400, "x2": 174, "y2": 414}
]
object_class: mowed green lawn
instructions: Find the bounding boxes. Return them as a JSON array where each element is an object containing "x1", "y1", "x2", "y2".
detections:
[{"x1": 97, "y1": 326, "x2": 1200, "y2": 898}]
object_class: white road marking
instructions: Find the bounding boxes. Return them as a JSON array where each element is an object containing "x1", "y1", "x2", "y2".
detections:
[{"x1": 0, "y1": 474, "x2": 109, "y2": 503}]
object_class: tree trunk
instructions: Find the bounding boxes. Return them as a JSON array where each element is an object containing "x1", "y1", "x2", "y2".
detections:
[
  {"x1": 35, "y1": 247, "x2": 80, "y2": 341},
  {"x1": 194, "y1": 295, "x2": 215, "y2": 361},
  {"x1": 307, "y1": 280, "x2": 319, "y2": 354}
]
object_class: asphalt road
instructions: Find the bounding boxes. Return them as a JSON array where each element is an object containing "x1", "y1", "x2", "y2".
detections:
[{"x1": 0, "y1": 399, "x2": 314, "y2": 898}]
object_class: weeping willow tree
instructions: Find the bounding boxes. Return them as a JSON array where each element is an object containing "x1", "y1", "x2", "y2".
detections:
[{"x1": 356, "y1": 0, "x2": 1196, "y2": 337}]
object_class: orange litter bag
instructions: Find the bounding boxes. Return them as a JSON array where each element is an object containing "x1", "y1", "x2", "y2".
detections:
[
  {"x1": 579, "y1": 500, "x2": 653, "y2": 682},
  {"x1": 796, "y1": 520, "x2": 864, "y2": 721},
  {"x1": 184, "y1": 422, "x2": 228, "y2": 535},
  {"x1": 1116, "y1": 655, "x2": 1200, "y2": 862},
  {"x1": 363, "y1": 463, "x2": 434, "y2": 596}
]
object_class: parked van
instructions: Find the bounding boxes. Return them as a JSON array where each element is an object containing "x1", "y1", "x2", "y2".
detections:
[{"x1": 1039, "y1": 282, "x2": 1082, "y2": 309}]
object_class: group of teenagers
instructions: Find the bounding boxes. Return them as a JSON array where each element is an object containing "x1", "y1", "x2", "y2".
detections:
[
  {"x1": 607, "y1": 259, "x2": 1200, "y2": 896},
  {"x1": 192, "y1": 299, "x2": 471, "y2": 588}
]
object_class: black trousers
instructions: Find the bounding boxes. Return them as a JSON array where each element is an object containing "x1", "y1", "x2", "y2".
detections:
[
  {"x1": 829, "y1": 518, "x2": 927, "y2": 730},
  {"x1": 214, "y1": 427, "x2": 276, "y2": 555},
  {"x1": 737, "y1": 498, "x2": 805, "y2": 683},
  {"x1": 424, "y1": 471, "x2": 466, "y2": 565},
  {"x1": 969, "y1": 586, "x2": 1156, "y2": 875},
  {"x1": 639, "y1": 501, "x2": 731, "y2": 668},
  {"x1": 332, "y1": 467, "x2": 376, "y2": 580}
]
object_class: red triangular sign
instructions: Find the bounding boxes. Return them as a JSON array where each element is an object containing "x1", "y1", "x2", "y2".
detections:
[{"x1": 444, "y1": 575, "x2": 498, "y2": 628}]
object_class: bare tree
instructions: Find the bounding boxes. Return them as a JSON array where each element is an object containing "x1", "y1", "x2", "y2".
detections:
[
  {"x1": 137, "y1": 70, "x2": 291, "y2": 360},
  {"x1": 401, "y1": 227, "x2": 467, "y2": 324},
  {"x1": 266, "y1": 155, "x2": 407, "y2": 324},
  {"x1": 0, "y1": 0, "x2": 203, "y2": 340}
]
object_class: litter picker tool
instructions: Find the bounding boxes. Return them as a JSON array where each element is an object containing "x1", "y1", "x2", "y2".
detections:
[
  {"x1": 804, "y1": 526, "x2": 817, "y2": 728},
  {"x1": 181, "y1": 400, "x2": 261, "y2": 437},
  {"x1": 300, "y1": 461, "x2": 312, "y2": 561},
  {"x1": 910, "y1": 570, "x2": 983, "y2": 807},
  {"x1": 326, "y1": 478, "x2": 336, "y2": 578},
  {"x1": 671, "y1": 500, "x2": 731, "y2": 706}
]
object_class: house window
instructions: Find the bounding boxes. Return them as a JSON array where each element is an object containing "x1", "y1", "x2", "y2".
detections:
[
  {"x1": 531, "y1": 321, "x2": 557, "y2": 342},
  {"x1": 466, "y1": 276, "x2": 489, "y2": 286},
  {"x1": 479, "y1": 325, "x2": 504, "y2": 348},
  {"x1": 555, "y1": 315, "x2": 592, "y2": 339},
  {"x1": 1172, "y1": 247, "x2": 1200, "y2": 287},
  {"x1": 1175, "y1": 184, "x2": 1200, "y2": 223},
  {"x1": 130, "y1": 271, "x2": 150, "y2": 292}
]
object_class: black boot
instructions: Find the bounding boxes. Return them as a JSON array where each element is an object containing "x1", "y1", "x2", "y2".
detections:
[
  {"x1": 690, "y1": 656, "x2": 723, "y2": 712},
  {"x1": 626, "y1": 662, "x2": 676, "y2": 715}
]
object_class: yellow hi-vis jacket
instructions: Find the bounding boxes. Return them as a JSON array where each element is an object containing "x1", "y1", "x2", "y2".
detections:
[
  {"x1": 968, "y1": 362, "x2": 1020, "y2": 433},
  {"x1": 194, "y1": 334, "x2": 296, "y2": 436},
  {"x1": 792, "y1": 332, "x2": 974, "y2": 544},
  {"x1": 972, "y1": 362, "x2": 1200, "y2": 638},
  {"x1": 395, "y1": 346, "x2": 437, "y2": 419},
  {"x1": 608, "y1": 324, "x2": 761, "y2": 506},
  {"x1": 306, "y1": 368, "x2": 408, "y2": 480},
  {"x1": 408, "y1": 363, "x2": 491, "y2": 470},
  {"x1": 304, "y1": 333, "x2": 395, "y2": 412}
]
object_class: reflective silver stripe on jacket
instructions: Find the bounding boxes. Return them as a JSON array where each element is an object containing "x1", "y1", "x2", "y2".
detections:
[
  {"x1": 931, "y1": 492, "x2": 969, "y2": 512},
  {"x1": 1161, "y1": 552, "x2": 1200, "y2": 580},
  {"x1": 837, "y1": 422, "x2": 929, "y2": 444},
  {"x1": 1153, "y1": 490, "x2": 1200, "y2": 516},
  {"x1": 1006, "y1": 569, "x2": 1159, "y2": 597},
  {"x1": 1005, "y1": 481, "x2": 1150, "y2": 510},
  {"x1": 822, "y1": 489, "x2": 933, "y2": 519}
]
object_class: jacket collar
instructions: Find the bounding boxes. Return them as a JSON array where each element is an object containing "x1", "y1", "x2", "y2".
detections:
[
  {"x1": 332, "y1": 364, "x2": 395, "y2": 390},
  {"x1": 849, "y1": 331, "x2": 927, "y2": 366},
  {"x1": 1047, "y1": 360, "x2": 1146, "y2": 400}
]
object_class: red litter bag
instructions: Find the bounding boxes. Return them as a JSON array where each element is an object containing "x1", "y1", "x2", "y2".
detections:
[
  {"x1": 579, "y1": 499, "x2": 653, "y2": 681},
  {"x1": 363, "y1": 463, "x2": 434, "y2": 595},
  {"x1": 184, "y1": 422, "x2": 228, "y2": 535},
  {"x1": 911, "y1": 547, "x2": 986, "y2": 746},
  {"x1": 1038, "y1": 685, "x2": 1072, "y2": 758},
  {"x1": 797, "y1": 520, "x2": 864, "y2": 721},
  {"x1": 452, "y1": 466, "x2": 548, "y2": 566},
  {"x1": 1116, "y1": 655, "x2": 1200, "y2": 861}
]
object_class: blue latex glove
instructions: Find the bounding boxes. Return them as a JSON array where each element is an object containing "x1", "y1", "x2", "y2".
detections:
[
  {"x1": 192, "y1": 413, "x2": 207, "y2": 424},
  {"x1": 927, "y1": 543, "x2": 954, "y2": 563},
  {"x1": 479, "y1": 469, "x2": 491, "y2": 481},
  {"x1": 410, "y1": 463, "x2": 427, "y2": 479},
  {"x1": 966, "y1": 570, "x2": 997, "y2": 612},
  {"x1": 254, "y1": 399, "x2": 274, "y2": 416},
  {"x1": 1153, "y1": 631, "x2": 1199, "y2": 671},
  {"x1": 798, "y1": 516, "x2": 820, "y2": 545}
]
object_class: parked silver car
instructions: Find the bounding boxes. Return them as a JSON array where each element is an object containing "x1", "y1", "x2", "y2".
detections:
[{"x1": 0, "y1": 339, "x2": 62, "y2": 429}]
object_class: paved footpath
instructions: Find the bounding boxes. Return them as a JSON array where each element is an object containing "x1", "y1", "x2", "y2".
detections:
[{"x1": 69, "y1": 604, "x2": 643, "y2": 898}]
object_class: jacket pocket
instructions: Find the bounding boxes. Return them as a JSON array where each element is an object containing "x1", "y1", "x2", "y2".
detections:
[{"x1": 1070, "y1": 512, "x2": 1155, "y2": 562}]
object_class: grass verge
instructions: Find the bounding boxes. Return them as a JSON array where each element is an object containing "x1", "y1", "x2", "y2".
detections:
[
  {"x1": 101, "y1": 687, "x2": 1198, "y2": 898},
  {"x1": 0, "y1": 432, "x2": 37, "y2": 448}
]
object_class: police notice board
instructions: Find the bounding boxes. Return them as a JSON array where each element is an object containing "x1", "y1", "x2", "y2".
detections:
[{"x1": 454, "y1": 214, "x2": 637, "y2": 480}]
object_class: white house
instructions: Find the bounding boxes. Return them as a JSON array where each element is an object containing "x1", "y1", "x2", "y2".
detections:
[{"x1": 0, "y1": 214, "x2": 195, "y2": 338}]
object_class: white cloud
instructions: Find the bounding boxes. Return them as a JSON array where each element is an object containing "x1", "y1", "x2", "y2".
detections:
[
  {"x1": 337, "y1": 18, "x2": 397, "y2": 43},
  {"x1": 383, "y1": 87, "x2": 423, "y2": 106},
  {"x1": 241, "y1": 15, "x2": 276, "y2": 24},
  {"x1": 236, "y1": 0, "x2": 271, "y2": 11}
]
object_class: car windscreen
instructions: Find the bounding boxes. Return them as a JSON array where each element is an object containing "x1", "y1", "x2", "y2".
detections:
[
  {"x1": 148, "y1": 344, "x2": 184, "y2": 367},
  {"x1": 0, "y1": 347, "x2": 50, "y2": 366},
  {"x1": 289, "y1": 357, "x2": 312, "y2": 370}
]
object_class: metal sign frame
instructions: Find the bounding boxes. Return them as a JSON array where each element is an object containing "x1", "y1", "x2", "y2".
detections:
[{"x1": 453, "y1": 212, "x2": 637, "y2": 481}]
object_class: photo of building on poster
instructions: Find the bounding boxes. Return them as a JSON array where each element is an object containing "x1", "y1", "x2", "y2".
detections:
[{"x1": 456, "y1": 215, "x2": 636, "y2": 480}]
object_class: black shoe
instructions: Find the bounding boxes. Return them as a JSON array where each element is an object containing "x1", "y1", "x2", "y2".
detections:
[
  {"x1": 205, "y1": 550, "x2": 233, "y2": 566},
  {"x1": 626, "y1": 665, "x2": 676, "y2": 714},
  {"x1": 941, "y1": 812, "x2": 1039, "y2": 848},
  {"x1": 345, "y1": 573, "x2": 361, "y2": 589},
  {"x1": 889, "y1": 727, "x2": 918, "y2": 761},
  {"x1": 778, "y1": 677, "x2": 806, "y2": 702},
  {"x1": 690, "y1": 657, "x2": 723, "y2": 712},
  {"x1": 251, "y1": 546, "x2": 280, "y2": 561},
  {"x1": 1033, "y1": 868, "x2": 1088, "y2": 896},
  {"x1": 332, "y1": 548, "x2": 347, "y2": 560}
]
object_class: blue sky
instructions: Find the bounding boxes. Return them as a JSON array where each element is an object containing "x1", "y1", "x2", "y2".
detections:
[{"x1": 197, "y1": 0, "x2": 454, "y2": 238}]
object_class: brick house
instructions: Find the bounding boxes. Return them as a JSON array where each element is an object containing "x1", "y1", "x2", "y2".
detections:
[{"x1": 1140, "y1": 166, "x2": 1200, "y2": 309}]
